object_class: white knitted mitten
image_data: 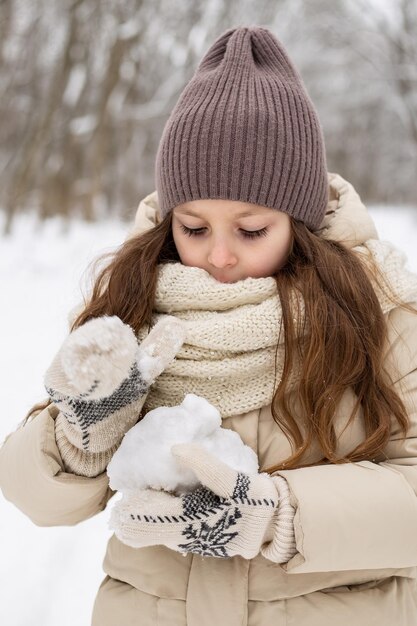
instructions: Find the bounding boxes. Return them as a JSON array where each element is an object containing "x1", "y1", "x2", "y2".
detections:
[
  {"x1": 44, "y1": 315, "x2": 185, "y2": 477},
  {"x1": 110, "y1": 443, "x2": 297, "y2": 563}
]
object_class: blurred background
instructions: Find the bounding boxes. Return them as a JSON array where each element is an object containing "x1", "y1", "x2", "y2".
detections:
[
  {"x1": 1, "y1": 1, "x2": 417, "y2": 624},
  {"x1": 1, "y1": 0, "x2": 417, "y2": 232}
]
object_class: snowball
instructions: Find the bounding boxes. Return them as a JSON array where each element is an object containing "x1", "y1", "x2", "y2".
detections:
[{"x1": 107, "y1": 393, "x2": 259, "y2": 495}]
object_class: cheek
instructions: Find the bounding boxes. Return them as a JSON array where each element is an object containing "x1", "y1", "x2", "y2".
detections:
[
  {"x1": 172, "y1": 232, "x2": 199, "y2": 266},
  {"x1": 249, "y1": 232, "x2": 292, "y2": 276},
  {"x1": 277, "y1": 231, "x2": 292, "y2": 260},
  {"x1": 178, "y1": 247, "x2": 195, "y2": 265},
  {"x1": 172, "y1": 230, "x2": 185, "y2": 259},
  {"x1": 274, "y1": 232, "x2": 292, "y2": 268},
  {"x1": 274, "y1": 221, "x2": 292, "y2": 253}
]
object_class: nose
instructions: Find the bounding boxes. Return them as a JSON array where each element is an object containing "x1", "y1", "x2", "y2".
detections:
[{"x1": 207, "y1": 238, "x2": 237, "y2": 269}]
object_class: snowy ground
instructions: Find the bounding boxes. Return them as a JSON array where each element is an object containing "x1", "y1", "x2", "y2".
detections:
[{"x1": 1, "y1": 203, "x2": 417, "y2": 625}]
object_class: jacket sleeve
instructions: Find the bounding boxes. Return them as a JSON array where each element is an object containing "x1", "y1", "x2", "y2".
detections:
[
  {"x1": 275, "y1": 303, "x2": 417, "y2": 574},
  {"x1": 0, "y1": 402, "x2": 114, "y2": 527}
]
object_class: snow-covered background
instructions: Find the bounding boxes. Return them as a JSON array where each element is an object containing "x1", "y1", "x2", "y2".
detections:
[{"x1": 1, "y1": 204, "x2": 417, "y2": 625}]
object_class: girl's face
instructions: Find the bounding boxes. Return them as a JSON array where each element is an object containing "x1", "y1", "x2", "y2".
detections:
[{"x1": 172, "y1": 199, "x2": 292, "y2": 283}]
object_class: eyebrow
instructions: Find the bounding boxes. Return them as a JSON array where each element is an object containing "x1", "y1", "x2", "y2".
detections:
[{"x1": 174, "y1": 208, "x2": 267, "y2": 218}]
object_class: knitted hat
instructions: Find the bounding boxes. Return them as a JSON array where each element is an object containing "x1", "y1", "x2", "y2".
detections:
[{"x1": 155, "y1": 26, "x2": 328, "y2": 231}]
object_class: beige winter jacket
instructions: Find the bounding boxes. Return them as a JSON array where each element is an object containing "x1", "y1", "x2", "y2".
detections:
[{"x1": 2, "y1": 173, "x2": 417, "y2": 625}]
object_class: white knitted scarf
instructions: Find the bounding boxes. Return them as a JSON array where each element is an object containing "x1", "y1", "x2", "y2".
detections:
[{"x1": 139, "y1": 239, "x2": 417, "y2": 418}]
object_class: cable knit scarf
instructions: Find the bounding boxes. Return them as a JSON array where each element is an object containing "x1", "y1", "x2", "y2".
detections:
[{"x1": 138, "y1": 239, "x2": 417, "y2": 418}]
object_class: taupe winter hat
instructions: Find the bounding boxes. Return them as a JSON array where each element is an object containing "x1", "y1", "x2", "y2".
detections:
[{"x1": 155, "y1": 26, "x2": 328, "y2": 231}]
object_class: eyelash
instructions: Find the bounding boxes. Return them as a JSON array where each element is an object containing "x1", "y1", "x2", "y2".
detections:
[{"x1": 179, "y1": 225, "x2": 268, "y2": 240}]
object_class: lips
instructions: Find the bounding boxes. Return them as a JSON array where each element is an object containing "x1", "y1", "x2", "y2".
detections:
[{"x1": 213, "y1": 275, "x2": 236, "y2": 283}]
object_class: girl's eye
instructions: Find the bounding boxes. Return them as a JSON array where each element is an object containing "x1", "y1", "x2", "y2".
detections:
[
  {"x1": 242, "y1": 227, "x2": 268, "y2": 239},
  {"x1": 180, "y1": 225, "x2": 268, "y2": 239},
  {"x1": 180, "y1": 225, "x2": 206, "y2": 237}
]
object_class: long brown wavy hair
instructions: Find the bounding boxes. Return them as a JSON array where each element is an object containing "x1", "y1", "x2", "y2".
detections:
[{"x1": 31, "y1": 212, "x2": 415, "y2": 473}]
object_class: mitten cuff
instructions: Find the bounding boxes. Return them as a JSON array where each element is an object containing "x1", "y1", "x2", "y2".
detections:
[
  {"x1": 261, "y1": 475, "x2": 297, "y2": 564},
  {"x1": 57, "y1": 394, "x2": 147, "y2": 453},
  {"x1": 55, "y1": 413, "x2": 121, "y2": 477}
]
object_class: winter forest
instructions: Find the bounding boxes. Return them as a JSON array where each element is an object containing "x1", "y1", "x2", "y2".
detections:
[
  {"x1": 1, "y1": 1, "x2": 417, "y2": 625},
  {"x1": 1, "y1": 0, "x2": 417, "y2": 234}
]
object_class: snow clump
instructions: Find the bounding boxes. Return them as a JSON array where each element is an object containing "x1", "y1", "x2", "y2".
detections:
[{"x1": 107, "y1": 393, "x2": 259, "y2": 495}]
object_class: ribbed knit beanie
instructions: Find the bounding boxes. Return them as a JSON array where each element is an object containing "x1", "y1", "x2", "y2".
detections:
[{"x1": 155, "y1": 26, "x2": 328, "y2": 231}]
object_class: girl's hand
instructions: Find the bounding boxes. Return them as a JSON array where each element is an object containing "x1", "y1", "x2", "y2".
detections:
[
  {"x1": 44, "y1": 316, "x2": 186, "y2": 453},
  {"x1": 45, "y1": 315, "x2": 185, "y2": 399},
  {"x1": 109, "y1": 443, "x2": 296, "y2": 562}
]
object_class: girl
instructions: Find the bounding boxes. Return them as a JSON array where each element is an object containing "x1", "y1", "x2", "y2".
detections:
[{"x1": 2, "y1": 25, "x2": 417, "y2": 626}]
